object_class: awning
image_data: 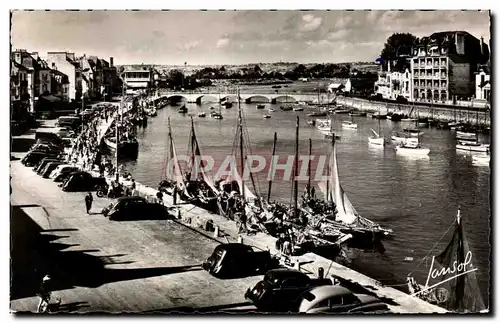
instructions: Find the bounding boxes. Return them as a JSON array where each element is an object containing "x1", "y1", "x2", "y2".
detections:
[{"x1": 125, "y1": 81, "x2": 149, "y2": 88}]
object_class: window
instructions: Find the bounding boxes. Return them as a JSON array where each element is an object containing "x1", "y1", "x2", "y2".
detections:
[{"x1": 481, "y1": 75, "x2": 485, "y2": 85}]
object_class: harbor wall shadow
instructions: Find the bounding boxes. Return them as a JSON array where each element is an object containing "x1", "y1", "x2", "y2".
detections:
[{"x1": 10, "y1": 205, "x2": 201, "y2": 301}]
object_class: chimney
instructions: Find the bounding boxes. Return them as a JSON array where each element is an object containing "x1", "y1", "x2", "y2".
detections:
[
  {"x1": 51, "y1": 62, "x2": 56, "y2": 69},
  {"x1": 110, "y1": 57, "x2": 114, "y2": 67}
]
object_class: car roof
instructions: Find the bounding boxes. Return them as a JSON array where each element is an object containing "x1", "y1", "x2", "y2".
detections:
[
  {"x1": 117, "y1": 196, "x2": 147, "y2": 202},
  {"x1": 266, "y1": 268, "x2": 308, "y2": 279},
  {"x1": 215, "y1": 243, "x2": 253, "y2": 252},
  {"x1": 300, "y1": 285, "x2": 353, "y2": 308}
]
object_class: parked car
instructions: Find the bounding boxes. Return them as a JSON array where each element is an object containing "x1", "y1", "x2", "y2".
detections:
[
  {"x1": 297, "y1": 285, "x2": 389, "y2": 314},
  {"x1": 59, "y1": 171, "x2": 107, "y2": 192},
  {"x1": 102, "y1": 196, "x2": 169, "y2": 221},
  {"x1": 245, "y1": 268, "x2": 333, "y2": 312},
  {"x1": 41, "y1": 161, "x2": 65, "y2": 178},
  {"x1": 203, "y1": 243, "x2": 279, "y2": 279},
  {"x1": 35, "y1": 158, "x2": 63, "y2": 174},
  {"x1": 22, "y1": 151, "x2": 61, "y2": 167},
  {"x1": 50, "y1": 165, "x2": 80, "y2": 182}
]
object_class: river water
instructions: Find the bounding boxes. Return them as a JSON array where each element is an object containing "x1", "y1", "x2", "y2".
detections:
[{"x1": 121, "y1": 102, "x2": 490, "y2": 306}]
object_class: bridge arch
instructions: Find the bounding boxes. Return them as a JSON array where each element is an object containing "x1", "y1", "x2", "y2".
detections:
[
  {"x1": 273, "y1": 95, "x2": 298, "y2": 103},
  {"x1": 196, "y1": 95, "x2": 218, "y2": 104},
  {"x1": 167, "y1": 95, "x2": 188, "y2": 104},
  {"x1": 245, "y1": 95, "x2": 271, "y2": 103},
  {"x1": 221, "y1": 95, "x2": 238, "y2": 103}
]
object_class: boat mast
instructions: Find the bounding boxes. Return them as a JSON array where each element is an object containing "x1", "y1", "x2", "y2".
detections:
[
  {"x1": 307, "y1": 138, "x2": 312, "y2": 190},
  {"x1": 293, "y1": 116, "x2": 299, "y2": 216},
  {"x1": 115, "y1": 82, "x2": 124, "y2": 183},
  {"x1": 267, "y1": 132, "x2": 278, "y2": 203},
  {"x1": 238, "y1": 88, "x2": 246, "y2": 218}
]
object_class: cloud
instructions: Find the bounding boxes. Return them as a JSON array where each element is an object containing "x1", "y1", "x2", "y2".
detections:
[
  {"x1": 216, "y1": 37, "x2": 230, "y2": 48},
  {"x1": 176, "y1": 40, "x2": 200, "y2": 51},
  {"x1": 301, "y1": 14, "x2": 323, "y2": 31},
  {"x1": 327, "y1": 30, "x2": 348, "y2": 40},
  {"x1": 153, "y1": 30, "x2": 165, "y2": 38}
]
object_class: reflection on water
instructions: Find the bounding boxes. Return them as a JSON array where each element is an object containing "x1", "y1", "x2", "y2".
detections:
[{"x1": 123, "y1": 103, "x2": 490, "y2": 305}]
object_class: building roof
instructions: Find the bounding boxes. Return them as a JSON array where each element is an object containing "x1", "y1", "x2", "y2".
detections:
[{"x1": 11, "y1": 60, "x2": 28, "y2": 70}]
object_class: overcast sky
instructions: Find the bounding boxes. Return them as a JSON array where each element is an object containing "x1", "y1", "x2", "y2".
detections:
[{"x1": 11, "y1": 10, "x2": 490, "y2": 65}]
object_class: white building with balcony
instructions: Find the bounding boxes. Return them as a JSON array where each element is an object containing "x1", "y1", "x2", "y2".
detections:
[
  {"x1": 475, "y1": 69, "x2": 490, "y2": 102},
  {"x1": 122, "y1": 68, "x2": 152, "y2": 94},
  {"x1": 374, "y1": 65, "x2": 412, "y2": 100}
]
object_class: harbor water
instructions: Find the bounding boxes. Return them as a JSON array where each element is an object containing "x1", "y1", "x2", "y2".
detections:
[{"x1": 121, "y1": 102, "x2": 490, "y2": 305}]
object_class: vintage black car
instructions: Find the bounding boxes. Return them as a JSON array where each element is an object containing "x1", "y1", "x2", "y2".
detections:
[
  {"x1": 41, "y1": 161, "x2": 65, "y2": 178},
  {"x1": 22, "y1": 151, "x2": 61, "y2": 167},
  {"x1": 245, "y1": 268, "x2": 333, "y2": 312},
  {"x1": 60, "y1": 171, "x2": 107, "y2": 192},
  {"x1": 203, "y1": 243, "x2": 279, "y2": 279},
  {"x1": 102, "y1": 196, "x2": 169, "y2": 221},
  {"x1": 35, "y1": 158, "x2": 63, "y2": 174}
]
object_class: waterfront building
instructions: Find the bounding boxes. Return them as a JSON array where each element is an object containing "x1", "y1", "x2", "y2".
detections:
[
  {"x1": 373, "y1": 68, "x2": 412, "y2": 101},
  {"x1": 10, "y1": 60, "x2": 30, "y2": 117},
  {"x1": 11, "y1": 49, "x2": 52, "y2": 113},
  {"x1": 122, "y1": 67, "x2": 153, "y2": 94},
  {"x1": 475, "y1": 69, "x2": 490, "y2": 102},
  {"x1": 45, "y1": 51, "x2": 82, "y2": 101},
  {"x1": 50, "y1": 68, "x2": 70, "y2": 101},
  {"x1": 410, "y1": 31, "x2": 489, "y2": 104}
]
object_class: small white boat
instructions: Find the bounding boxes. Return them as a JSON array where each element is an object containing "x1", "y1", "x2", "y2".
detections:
[
  {"x1": 401, "y1": 118, "x2": 418, "y2": 123},
  {"x1": 456, "y1": 141, "x2": 490, "y2": 152},
  {"x1": 269, "y1": 108, "x2": 275, "y2": 112},
  {"x1": 198, "y1": 112, "x2": 206, "y2": 117},
  {"x1": 368, "y1": 129, "x2": 384, "y2": 146},
  {"x1": 293, "y1": 107, "x2": 304, "y2": 111},
  {"x1": 403, "y1": 128, "x2": 424, "y2": 137},
  {"x1": 472, "y1": 154, "x2": 490, "y2": 166},
  {"x1": 317, "y1": 125, "x2": 331, "y2": 132},
  {"x1": 395, "y1": 142, "x2": 430, "y2": 156},
  {"x1": 456, "y1": 131, "x2": 477, "y2": 140},
  {"x1": 342, "y1": 120, "x2": 358, "y2": 129},
  {"x1": 263, "y1": 115, "x2": 271, "y2": 119},
  {"x1": 391, "y1": 133, "x2": 418, "y2": 146},
  {"x1": 316, "y1": 119, "x2": 331, "y2": 127}
]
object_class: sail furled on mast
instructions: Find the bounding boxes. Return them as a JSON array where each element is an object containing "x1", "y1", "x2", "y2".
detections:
[
  {"x1": 187, "y1": 120, "x2": 219, "y2": 193},
  {"x1": 328, "y1": 140, "x2": 358, "y2": 224},
  {"x1": 432, "y1": 220, "x2": 486, "y2": 313}
]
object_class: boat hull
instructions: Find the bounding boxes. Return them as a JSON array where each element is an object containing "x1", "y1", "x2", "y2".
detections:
[
  {"x1": 456, "y1": 131, "x2": 477, "y2": 140},
  {"x1": 342, "y1": 124, "x2": 358, "y2": 129},
  {"x1": 368, "y1": 137, "x2": 384, "y2": 146},
  {"x1": 104, "y1": 138, "x2": 139, "y2": 158},
  {"x1": 456, "y1": 144, "x2": 490, "y2": 152},
  {"x1": 395, "y1": 146, "x2": 430, "y2": 156}
]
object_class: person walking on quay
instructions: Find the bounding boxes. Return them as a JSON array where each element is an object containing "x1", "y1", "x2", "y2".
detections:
[
  {"x1": 130, "y1": 179, "x2": 137, "y2": 196},
  {"x1": 85, "y1": 192, "x2": 93, "y2": 214},
  {"x1": 156, "y1": 191, "x2": 164, "y2": 206},
  {"x1": 173, "y1": 185, "x2": 178, "y2": 205},
  {"x1": 37, "y1": 275, "x2": 54, "y2": 313}
]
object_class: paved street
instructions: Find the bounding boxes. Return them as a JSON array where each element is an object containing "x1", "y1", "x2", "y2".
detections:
[{"x1": 10, "y1": 156, "x2": 261, "y2": 313}]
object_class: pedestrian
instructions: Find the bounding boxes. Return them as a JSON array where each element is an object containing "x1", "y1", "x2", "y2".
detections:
[
  {"x1": 37, "y1": 275, "x2": 52, "y2": 313},
  {"x1": 85, "y1": 192, "x2": 93, "y2": 214},
  {"x1": 130, "y1": 179, "x2": 137, "y2": 196},
  {"x1": 156, "y1": 191, "x2": 164, "y2": 205},
  {"x1": 173, "y1": 186, "x2": 178, "y2": 205}
]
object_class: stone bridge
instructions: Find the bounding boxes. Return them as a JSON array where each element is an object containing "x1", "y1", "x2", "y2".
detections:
[{"x1": 149, "y1": 92, "x2": 333, "y2": 104}]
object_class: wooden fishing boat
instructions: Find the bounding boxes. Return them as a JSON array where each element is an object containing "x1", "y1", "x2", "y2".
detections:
[{"x1": 407, "y1": 208, "x2": 487, "y2": 313}]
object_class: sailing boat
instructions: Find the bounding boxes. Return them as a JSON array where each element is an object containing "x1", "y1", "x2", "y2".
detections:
[
  {"x1": 183, "y1": 116, "x2": 219, "y2": 210},
  {"x1": 308, "y1": 85, "x2": 328, "y2": 116},
  {"x1": 216, "y1": 89, "x2": 260, "y2": 219},
  {"x1": 158, "y1": 116, "x2": 189, "y2": 198},
  {"x1": 317, "y1": 135, "x2": 393, "y2": 243},
  {"x1": 104, "y1": 94, "x2": 139, "y2": 159},
  {"x1": 369, "y1": 107, "x2": 384, "y2": 146},
  {"x1": 211, "y1": 89, "x2": 223, "y2": 119},
  {"x1": 407, "y1": 208, "x2": 487, "y2": 313},
  {"x1": 403, "y1": 110, "x2": 424, "y2": 137},
  {"x1": 395, "y1": 119, "x2": 430, "y2": 156},
  {"x1": 342, "y1": 113, "x2": 358, "y2": 130}
]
